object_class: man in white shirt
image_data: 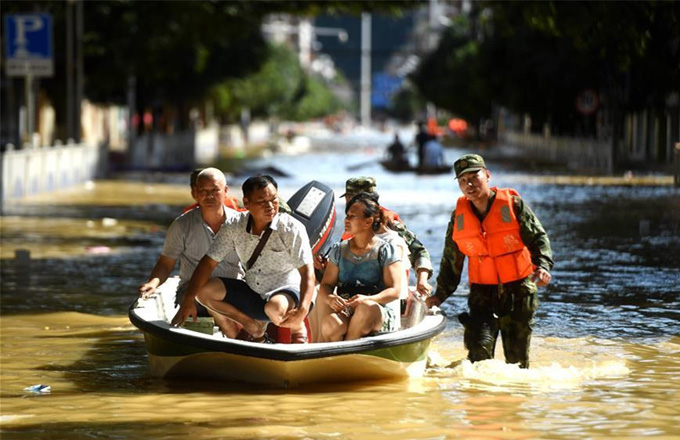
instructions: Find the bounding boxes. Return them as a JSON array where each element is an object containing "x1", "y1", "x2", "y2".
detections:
[
  {"x1": 138, "y1": 168, "x2": 244, "y2": 337},
  {"x1": 171, "y1": 175, "x2": 315, "y2": 343}
]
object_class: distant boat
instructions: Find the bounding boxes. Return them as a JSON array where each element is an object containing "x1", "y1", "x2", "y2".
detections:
[{"x1": 380, "y1": 160, "x2": 453, "y2": 175}]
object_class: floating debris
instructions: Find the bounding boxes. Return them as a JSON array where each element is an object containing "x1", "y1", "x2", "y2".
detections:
[{"x1": 24, "y1": 384, "x2": 51, "y2": 394}]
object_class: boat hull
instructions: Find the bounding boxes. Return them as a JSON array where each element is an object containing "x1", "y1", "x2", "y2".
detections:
[
  {"x1": 129, "y1": 276, "x2": 446, "y2": 387},
  {"x1": 144, "y1": 332, "x2": 434, "y2": 386}
]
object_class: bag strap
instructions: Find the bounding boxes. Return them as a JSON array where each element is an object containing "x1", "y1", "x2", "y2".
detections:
[{"x1": 246, "y1": 226, "x2": 273, "y2": 270}]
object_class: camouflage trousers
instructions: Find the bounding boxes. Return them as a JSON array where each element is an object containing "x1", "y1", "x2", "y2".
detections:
[{"x1": 458, "y1": 278, "x2": 538, "y2": 368}]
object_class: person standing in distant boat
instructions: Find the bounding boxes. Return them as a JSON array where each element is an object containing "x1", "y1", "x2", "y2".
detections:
[
  {"x1": 422, "y1": 135, "x2": 445, "y2": 168},
  {"x1": 414, "y1": 121, "x2": 433, "y2": 170},
  {"x1": 427, "y1": 154, "x2": 553, "y2": 368}
]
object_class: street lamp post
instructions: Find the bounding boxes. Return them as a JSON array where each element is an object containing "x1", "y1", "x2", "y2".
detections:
[{"x1": 360, "y1": 13, "x2": 371, "y2": 128}]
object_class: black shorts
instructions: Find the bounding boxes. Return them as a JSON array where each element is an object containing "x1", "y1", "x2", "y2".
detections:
[
  {"x1": 175, "y1": 293, "x2": 211, "y2": 317},
  {"x1": 218, "y1": 278, "x2": 300, "y2": 321}
]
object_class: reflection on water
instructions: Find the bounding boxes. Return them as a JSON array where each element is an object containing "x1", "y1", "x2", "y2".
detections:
[{"x1": 1, "y1": 147, "x2": 679, "y2": 438}]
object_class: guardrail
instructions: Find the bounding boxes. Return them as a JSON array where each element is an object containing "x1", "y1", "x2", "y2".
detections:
[
  {"x1": 501, "y1": 131, "x2": 613, "y2": 172},
  {"x1": 0, "y1": 141, "x2": 106, "y2": 212}
]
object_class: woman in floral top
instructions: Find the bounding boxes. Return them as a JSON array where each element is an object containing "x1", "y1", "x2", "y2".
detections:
[{"x1": 318, "y1": 192, "x2": 402, "y2": 341}]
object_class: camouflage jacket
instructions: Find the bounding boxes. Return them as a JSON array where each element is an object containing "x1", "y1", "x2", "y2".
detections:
[
  {"x1": 434, "y1": 192, "x2": 553, "y2": 303},
  {"x1": 389, "y1": 219, "x2": 433, "y2": 277}
]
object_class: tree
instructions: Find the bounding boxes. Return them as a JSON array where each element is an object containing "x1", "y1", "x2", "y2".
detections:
[
  {"x1": 211, "y1": 43, "x2": 345, "y2": 122},
  {"x1": 411, "y1": 1, "x2": 680, "y2": 144},
  {"x1": 411, "y1": 16, "x2": 492, "y2": 127},
  {"x1": 2, "y1": 0, "x2": 420, "y2": 136}
]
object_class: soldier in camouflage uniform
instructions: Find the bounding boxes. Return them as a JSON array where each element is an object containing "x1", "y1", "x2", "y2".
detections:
[
  {"x1": 337, "y1": 177, "x2": 434, "y2": 296},
  {"x1": 426, "y1": 154, "x2": 553, "y2": 368}
]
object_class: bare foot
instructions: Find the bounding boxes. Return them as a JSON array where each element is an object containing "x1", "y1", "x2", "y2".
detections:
[{"x1": 243, "y1": 320, "x2": 268, "y2": 339}]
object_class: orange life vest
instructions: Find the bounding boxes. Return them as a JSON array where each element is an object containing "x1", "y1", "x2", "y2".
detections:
[
  {"x1": 452, "y1": 188, "x2": 534, "y2": 285},
  {"x1": 181, "y1": 196, "x2": 245, "y2": 214},
  {"x1": 223, "y1": 196, "x2": 245, "y2": 212}
]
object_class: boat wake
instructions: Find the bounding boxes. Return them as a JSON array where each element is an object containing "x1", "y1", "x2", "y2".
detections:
[{"x1": 425, "y1": 354, "x2": 629, "y2": 392}]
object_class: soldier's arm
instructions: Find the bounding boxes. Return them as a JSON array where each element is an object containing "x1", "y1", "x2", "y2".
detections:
[
  {"x1": 513, "y1": 196, "x2": 554, "y2": 272},
  {"x1": 433, "y1": 210, "x2": 465, "y2": 304},
  {"x1": 390, "y1": 220, "x2": 433, "y2": 278}
]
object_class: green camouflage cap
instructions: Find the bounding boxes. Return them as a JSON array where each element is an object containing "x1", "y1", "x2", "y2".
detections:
[
  {"x1": 341, "y1": 177, "x2": 378, "y2": 197},
  {"x1": 454, "y1": 154, "x2": 486, "y2": 178}
]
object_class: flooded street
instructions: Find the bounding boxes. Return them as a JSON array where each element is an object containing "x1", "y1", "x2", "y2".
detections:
[{"x1": 1, "y1": 142, "x2": 679, "y2": 439}]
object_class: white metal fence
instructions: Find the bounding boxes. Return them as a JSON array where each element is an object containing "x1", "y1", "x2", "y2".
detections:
[
  {"x1": 501, "y1": 131, "x2": 613, "y2": 172},
  {"x1": 0, "y1": 141, "x2": 105, "y2": 211}
]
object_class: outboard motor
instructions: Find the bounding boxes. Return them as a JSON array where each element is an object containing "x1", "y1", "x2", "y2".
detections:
[{"x1": 287, "y1": 180, "x2": 337, "y2": 261}]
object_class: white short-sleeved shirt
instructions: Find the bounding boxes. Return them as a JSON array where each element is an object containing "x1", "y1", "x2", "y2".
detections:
[
  {"x1": 161, "y1": 206, "x2": 244, "y2": 293},
  {"x1": 207, "y1": 212, "x2": 313, "y2": 298}
]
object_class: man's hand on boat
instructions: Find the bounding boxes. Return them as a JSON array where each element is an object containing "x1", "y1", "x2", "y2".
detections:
[
  {"x1": 425, "y1": 295, "x2": 441, "y2": 308},
  {"x1": 171, "y1": 298, "x2": 198, "y2": 327},
  {"x1": 138, "y1": 280, "x2": 159, "y2": 299}
]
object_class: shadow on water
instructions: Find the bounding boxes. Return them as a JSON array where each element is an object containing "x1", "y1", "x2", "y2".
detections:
[
  {"x1": 1, "y1": 250, "x2": 160, "y2": 316},
  {"x1": 2, "y1": 420, "x2": 332, "y2": 440}
]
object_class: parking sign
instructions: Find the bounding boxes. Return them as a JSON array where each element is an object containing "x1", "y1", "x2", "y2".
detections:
[{"x1": 4, "y1": 13, "x2": 54, "y2": 77}]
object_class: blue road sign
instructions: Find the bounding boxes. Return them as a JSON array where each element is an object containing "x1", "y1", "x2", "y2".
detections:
[
  {"x1": 4, "y1": 13, "x2": 54, "y2": 77},
  {"x1": 371, "y1": 73, "x2": 403, "y2": 109}
]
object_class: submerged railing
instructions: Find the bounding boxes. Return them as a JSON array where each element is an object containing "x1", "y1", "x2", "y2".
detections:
[{"x1": 0, "y1": 141, "x2": 106, "y2": 212}]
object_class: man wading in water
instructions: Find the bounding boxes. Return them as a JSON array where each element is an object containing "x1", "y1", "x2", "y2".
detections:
[{"x1": 427, "y1": 154, "x2": 553, "y2": 368}]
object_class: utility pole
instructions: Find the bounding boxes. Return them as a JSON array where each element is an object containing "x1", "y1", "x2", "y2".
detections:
[
  {"x1": 66, "y1": 0, "x2": 74, "y2": 141},
  {"x1": 360, "y1": 13, "x2": 371, "y2": 128},
  {"x1": 75, "y1": 0, "x2": 83, "y2": 142}
]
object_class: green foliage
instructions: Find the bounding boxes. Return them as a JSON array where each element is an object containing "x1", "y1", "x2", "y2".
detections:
[
  {"x1": 411, "y1": 0, "x2": 680, "y2": 135},
  {"x1": 2, "y1": 0, "x2": 415, "y2": 127},
  {"x1": 81, "y1": 1, "x2": 268, "y2": 109},
  {"x1": 389, "y1": 84, "x2": 427, "y2": 122},
  {"x1": 412, "y1": 20, "x2": 491, "y2": 123},
  {"x1": 212, "y1": 44, "x2": 344, "y2": 122},
  {"x1": 212, "y1": 45, "x2": 304, "y2": 120},
  {"x1": 284, "y1": 74, "x2": 344, "y2": 121}
]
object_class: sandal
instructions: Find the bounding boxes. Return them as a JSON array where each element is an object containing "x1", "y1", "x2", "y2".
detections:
[
  {"x1": 236, "y1": 329, "x2": 274, "y2": 344},
  {"x1": 252, "y1": 333, "x2": 275, "y2": 344}
]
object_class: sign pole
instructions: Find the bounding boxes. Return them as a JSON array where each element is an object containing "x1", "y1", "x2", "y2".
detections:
[
  {"x1": 25, "y1": 73, "x2": 35, "y2": 145},
  {"x1": 4, "y1": 13, "x2": 54, "y2": 145},
  {"x1": 75, "y1": 0, "x2": 83, "y2": 142},
  {"x1": 66, "y1": 3, "x2": 74, "y2": 141},
  {"x1": 360, "y1": 13, "x2": 371, "y2": 128}
]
